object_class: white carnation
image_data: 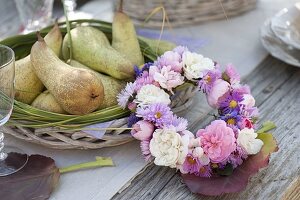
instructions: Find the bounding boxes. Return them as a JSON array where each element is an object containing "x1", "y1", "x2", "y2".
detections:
[
  {"x1": 182, "y1": 51, "x2": 214, "y2": 80},
  {"x1": 150, "y1": 128, "x2": 189, "y2": 168},
  {"x1": 135, "y1": 84, "x2": 170, "y2": 105},
  {"x1": 241, "y1": 94, "x2": 255, "y2": 108},
  {"x1": 237, "y1": 128, "x2": 263, "y2": 155}
]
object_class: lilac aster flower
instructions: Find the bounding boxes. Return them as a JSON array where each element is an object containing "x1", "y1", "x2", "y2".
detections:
[
  {"x1": 128, "y1": 113, "x2": 141, "y2": 128},
  {"x1": 135, "y1": 71, "x2": 155, "y2": 91},
  {"x1": 140, "y1": 140, "x2": 152, "y2": 161},
  {"x1": 219, "y1": 91, "x2": 244, "y2": 114},
  {"x1": 222, "y1": 64, "x2": 240, "y2": 84},
  {"x1": 195, "y1": 165, "x2": 212, "y2": 177},
  {"x1": 117, "y1": 82, "x2": 137, "y2": 108},
  {"x1": 223, "y1": 146, "x2": 248, "y2": 168},
  {"x1": 182, "y1": 154, "x2": 202, "y2": 174},
  {"x1": 136, "y1": 103, "x2": 173, "y2": 127},
  {"x1": 154, "y1": 51, "x2": 183, "y2": 73},
  {"x1": 170, "y1": 115, "x2": 188, "y2": 132},
  {"x1": 198, "y1": 69, "x2": 221, "y2": 93},
  {"x1": 220, "y1": 110, "x2": 242, "y2": 128}
]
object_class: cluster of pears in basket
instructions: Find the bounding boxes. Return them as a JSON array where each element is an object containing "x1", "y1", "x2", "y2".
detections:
[{"x1": 14, "y1": 8, "x2": 175, "y2": 116}]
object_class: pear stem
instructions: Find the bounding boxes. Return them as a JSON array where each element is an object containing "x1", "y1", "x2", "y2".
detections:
[
  {"x1": 36, "y1": 31, "x2": 44, "y2": 42},
  {"x1": 119, "y1": 0, "x2": 124, "y2": 12},
  {"x1": 62, "y1": 0, "x2": 73, "y2": 60}
]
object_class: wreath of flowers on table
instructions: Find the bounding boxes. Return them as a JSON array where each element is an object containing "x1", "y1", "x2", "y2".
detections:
[{"x1": 117, "y1": 46, "x2": 278, "y2": 195}]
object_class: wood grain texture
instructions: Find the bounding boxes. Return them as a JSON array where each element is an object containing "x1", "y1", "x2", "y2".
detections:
[
  {"x1": 112, "y1": 56, "x2": 300, "y2": 200},
  {"x1": 281, "y1": 177, "x2": 300, "y2": 200}
]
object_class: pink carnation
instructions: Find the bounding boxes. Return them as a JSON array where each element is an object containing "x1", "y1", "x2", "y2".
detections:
[
  {"x1": 153, "y1": 66, "x2": 184, "y2": 92},
  {"x1": 196, "y1": 120, "x2": 236, "y2": 163}
]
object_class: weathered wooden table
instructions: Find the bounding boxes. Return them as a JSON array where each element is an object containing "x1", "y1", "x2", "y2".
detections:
[{"x1": 112, "y1": 56, "x2": 300, "y2": 200}]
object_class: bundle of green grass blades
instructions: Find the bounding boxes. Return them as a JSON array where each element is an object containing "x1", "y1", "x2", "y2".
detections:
[{"x1": 0, "y1": 19, "x2": 160, "y2": 130}]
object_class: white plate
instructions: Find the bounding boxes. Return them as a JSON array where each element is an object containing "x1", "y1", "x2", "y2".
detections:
[
  {"x1": 271, "y1": 2, "x2": 300, "y2": 49},
  {"x1": 261, "y1": 18, "x2": 300, "y2": 67}
]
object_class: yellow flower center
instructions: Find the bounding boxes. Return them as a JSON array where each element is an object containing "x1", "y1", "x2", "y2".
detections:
[
  {"x1": 229, "y1": 100, "x2": 238, "y2": 108},
  {"x1": 211, "y1": 163, "x2": 218, "y2": 168},
  {"x1": 199, "y1": 167, "x2": 206, "y2": 173},
  {"x1": 155, "y1": 112, "x2": 162, "y2": 119},
  {"x1": 206, "y1": 75, "x2": 211, "y2": 83},
  {"x1": 187, "y1": 156, "x2": 196, "y2": 164},
  {"x1": 227, "y1": 118, "x2": 236, "y2": 125}
]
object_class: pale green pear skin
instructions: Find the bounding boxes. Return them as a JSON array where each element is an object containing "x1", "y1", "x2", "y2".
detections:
[
  {"x1": 31, "y1": 91, "x2": 67, "y2": 114},
  {"x1": 139, "y1": 36, "x2": 177, "y2": 56},
  {"x1": 62, "y1": 26, "x2": 134, "y2": 80},
  {"x1": 30, "y1": 35, "x2": 104, "y2": 115},
  {"x1": 68, "y1": 60, "x2": 126, "y2": 109},
  {"x1": 15, "y1": 23, "x2": 62, "y2": 104},
  {"x1": 112, "y1": 11, "x2": 144, "y2": 66}
]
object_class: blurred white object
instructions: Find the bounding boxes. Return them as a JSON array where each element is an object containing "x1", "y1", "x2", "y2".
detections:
[
  {"x1": 261, "y1": 18, "x2": 300, "y2": 67},
  {"x1": 60, "y1": 0, "x2": 92, "y2": 21},
  {"x1": 271, "y1": 2, "x2": 300, "y2": 49},
  {"x1": 14, "y1": 0, "x2": 54, "y2": 34}
]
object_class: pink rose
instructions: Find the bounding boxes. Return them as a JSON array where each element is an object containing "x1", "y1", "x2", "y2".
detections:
[
  {"x1": 206, "y1": 79, "x2": 230, "y2": 108},
  {"x1": 239, "y1": 118, "x2": 253, "y2": 129},
  {"x1": 131, "y1": 121, "x2": 154, "y2": 141},
  {"x1": 196, "y1": 120, "x2": 236, "y2": 163}
]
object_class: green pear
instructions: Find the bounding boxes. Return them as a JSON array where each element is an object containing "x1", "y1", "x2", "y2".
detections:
[
  {"x1": 112, "y1": 0, "x2": 144, "y2": 66},
  {"x1": 139, "y1": 36, "x2": 177, "y2": 56},
  {"x1": 31, "y1": 90, "x2": 67, "y2": 114},
  {"x1": 68, "y1": 60, "x2": 126, "y2": 109},
  {"x1": 31, "y1": 33, "x2": 104, "y2": 115},
  {"x1": 62, "y1": 26, "x2": 134, "y2": 80},
  {"x1": 15, "y1": 23, "x2": 62, "y2": 104}
]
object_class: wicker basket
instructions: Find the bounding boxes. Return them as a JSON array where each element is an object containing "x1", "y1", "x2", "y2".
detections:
[
  {"x1": 118, "y1": 0, "x2": 257, "y2": 28},
  {"x1": 3, "y1": 86, "x2": 197, "y2": 150}
]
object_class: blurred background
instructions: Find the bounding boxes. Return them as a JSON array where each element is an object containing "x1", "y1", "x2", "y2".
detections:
[{"x1": 0, "y1": 0, "x2": 299, "y2": 76}]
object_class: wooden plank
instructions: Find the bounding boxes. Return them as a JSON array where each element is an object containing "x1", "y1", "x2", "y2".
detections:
[
  {"x1": 112, "y1": 56, "x2": 300, "y2": 200},
  {"x1": 281, "y1": 177, "x2": 300, "y2": 200}
]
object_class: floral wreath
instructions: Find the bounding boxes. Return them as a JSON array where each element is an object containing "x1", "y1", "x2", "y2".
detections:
[{"x1": 117, "y1": 46, "x2": 278, "y2": 195}]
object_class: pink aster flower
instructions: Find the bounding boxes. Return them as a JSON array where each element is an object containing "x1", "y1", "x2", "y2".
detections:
[
  {"x1": 198, "y1": 69, "x2": 221, "y2": 93},
  {"x1": 196, "y1": 120, "x2": 236, "y2": 163},
  {"x1": 153, "y1": 66, "x2": 184, "y2": 93},
  {"x1": 181, "y1": 154, "x2": 202, "y2": 174},
  {"x1": 173, "y1": 46, "x2": 189, "y2": 57},
  {"x1": 195, "y1": 165, "x2": 212, "y2": 177},
  {"x1": 170, "y1": 115, "x2": 188, "y2": 132},
  {"x1": 154, "y1": 51, "x2": 183, "y2": 72},
  {"x1": 223, "y1": 64, "x2": 240, "y2": 84},
  {"x1": 131, "y1": 120, "x2": 155, "y2": 141},
  {"x1": 222, "y1": 146, "x2": 248, "y2": 168},
  {"x1": 117, "y1": 82, "x2": 137, "y2": 108},
  {"x1": 135, "y1": 71, "x2": 156, "y2": 91},
  {"x1": 140, "y1": 140, "x2": 152, "y2": 161}
]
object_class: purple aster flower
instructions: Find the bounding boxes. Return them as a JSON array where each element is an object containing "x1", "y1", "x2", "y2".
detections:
[
  {"x1": 195, "y1": 165, "x2": 212, "y2": 177},
  {"x1": 140, "y1": 140, "x2": 152, "y2": 161},
  {"x1": 135, "y1": 71, "x2": 155, "y2": 91},
  {"x1": 154, "y1": 51, "x2": 183, "y2": 73},
  {"x1": 136, "y1": 103, "x2": 173, "y2": 128},
  {"x1": 219, "y1": 90, "x2": 244, "y2": 114},
  {"x1": 222, "y1": 64, "x2": 240, "y2": 84},
  {"x1": 182, "y1": 154, "x2": 202, "y2": 174},
  {"x1": 173, "y1": 46, "x2": 189, "y2": 56},
  {"x1": 134, "y1": 62, "x2": 153, "y2": 78},
  {"x1": 117, "y1": 82, "x2": 137, "y2": 108},
  {"x1": 170, "y1": 115, "x2": 188, "y2": 132},
  {"x1": 222, "y1": 146, "x2": 248, "y2": 168},
  {"x1": 198, "y1": 69, "x2": 221, "y2": 93},
  {"x1": 233, "y1": 84, "x2": 251, "y2": 95},
  {"x1": 128, "y1": 113, "x2": 141, "y2": 128},
  {"x1": 220, "y1": 110, "x2": 242, "y2": 128}
]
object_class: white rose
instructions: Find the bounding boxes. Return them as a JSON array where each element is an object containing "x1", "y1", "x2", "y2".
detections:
[
  {"x1": 150, "y1": 128, "x2": 189, "y2": 168},
  {"x1": 241, "y1": 94, "x2": 255, "y2": 108},
  {"x1": 135, "y1": 84, "x2": 170, "y2": 105},
  {"x1": 237, "y1": 128, "x2": 263, "y2": 155},
  {"x1": 182, "y1": 51, "x2": 215, "y2": 80}
]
